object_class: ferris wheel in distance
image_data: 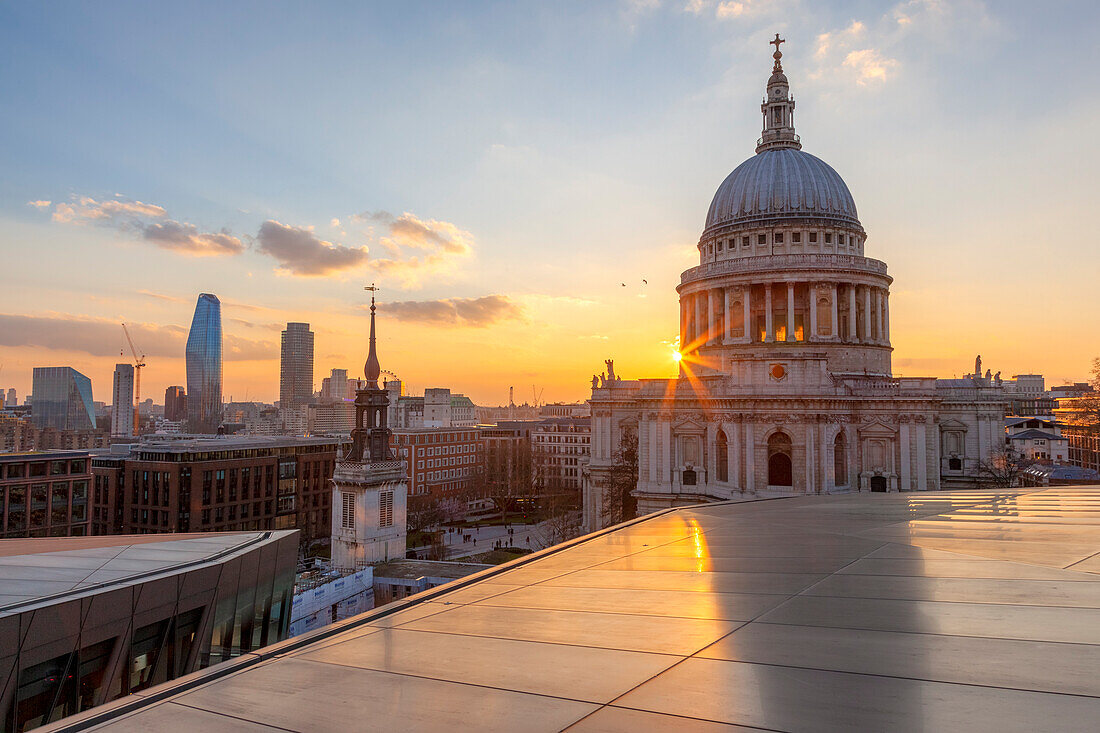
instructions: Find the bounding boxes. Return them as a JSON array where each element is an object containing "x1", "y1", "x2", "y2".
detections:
[{"x1": 379, "y1": 369, "x2": 401, "y2": 384}]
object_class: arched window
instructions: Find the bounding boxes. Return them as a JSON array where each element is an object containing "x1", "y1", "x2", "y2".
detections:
[
  {"x1": 767, "y1": 432, "x2": 793, "y2": 487},
  {"x1": 717, "y1": 431, "x2": 729, "y2": 483},
  {"x1": 834, "y1": 432, "x2": 848, "y2": 486}
]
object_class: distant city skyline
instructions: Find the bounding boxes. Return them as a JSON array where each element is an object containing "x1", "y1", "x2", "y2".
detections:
[{"x1": 1, "y1": 2, "x2": 1098, "y2": 404}]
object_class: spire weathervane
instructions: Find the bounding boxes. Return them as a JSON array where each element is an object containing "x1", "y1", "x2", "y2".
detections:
[
  {"x1": 364, "y1": 283, "x2": 381, "y2": 388},
  {"x1": 770, "y1": 33, "x2": 785, "y2": 71}
]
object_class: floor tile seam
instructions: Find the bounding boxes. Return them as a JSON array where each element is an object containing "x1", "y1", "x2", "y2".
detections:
[
  {"x1": 747, "y1": 617, "x2": 1100, "y2": 647},
  {"x1": 377, "y1": 621, "x2": 719, "y2": 657},
  {"x1": 837, "y1": 569, "x2": 1100, "y2": 582},
  {"x1": 734, "y1": 619, "x2": 1100, "y2": 645},
  {"x1": 528, "y1": 580, "x2": 829, "y2": 595},
  {"x1": 559, "y1": 703, "x2": 784, "y2": 733},
  {"x1": 282, "y1": 654, "x2": 640, "y2": 708},
  {"x1": 680, "y1": 656, "x2": 1100, "y2": 699},
  {"x1": 790, "y1": 544, "x2": 889, "y2": 597},
  {"x1": 166, "y1": 700, "x2": 301, "y2": 732},
  {"x1": 467, "y1": 598, "x2": 773, "y2": 624},
  {"x1": 793, "y1": 588, "x2": 1100, "y2": 610},
  {"x1": 592, "y1": 654, "x2": 702, "y2": 720},
  {"x1": 342, "y1": 622, "x2": 693, "y2": 659},
  {"x1": 1064, "y1": 550, "x2": 1100, "y2": 572}
]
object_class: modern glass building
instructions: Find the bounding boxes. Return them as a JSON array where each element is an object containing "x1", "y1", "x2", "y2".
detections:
[
  {"x1": 30, "y1": 367, "x2": 96, "y2": 431},
  {"x1": 279, "y1": 322, "x2": 314, "y2": 408},
  {"x1": 185, "y1": 294, "x2": 223, "y2": 434},
  {"x1": 0, "y1": 530, "x2": 298, "y2": 731}
]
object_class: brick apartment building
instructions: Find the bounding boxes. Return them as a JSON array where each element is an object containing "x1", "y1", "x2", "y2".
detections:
[
  {"x1": 391, "y1": 428, "x2": 482, "y2": 515},
  {"x1": 0, "y1": 450, "x2": 93, "y2": 538},
  {"x1": 90, "y1": 436, "x2": 338, "y2": 543}
]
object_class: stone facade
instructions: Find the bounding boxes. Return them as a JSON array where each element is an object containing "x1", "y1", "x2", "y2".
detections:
[{"x1": 584, "y1": 40, "x2": 1006, "y2": 531}]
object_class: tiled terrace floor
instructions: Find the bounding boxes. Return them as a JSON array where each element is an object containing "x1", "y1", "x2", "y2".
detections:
[{"x1": 52, "y1": 487, "x2": 1100, "y2": 732}]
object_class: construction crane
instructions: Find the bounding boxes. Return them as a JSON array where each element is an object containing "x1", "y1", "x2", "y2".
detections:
[
  {"x1": 121, "y1": 323, "x2": 146, "y2": 436},
  {"x1": 532, "y1": 385, "x2": 544, "y2": 408}
]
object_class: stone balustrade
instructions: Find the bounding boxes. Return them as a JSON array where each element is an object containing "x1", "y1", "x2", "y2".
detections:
[{"x1": 681, "y1": 253, "x2": 888, "y2": 286}]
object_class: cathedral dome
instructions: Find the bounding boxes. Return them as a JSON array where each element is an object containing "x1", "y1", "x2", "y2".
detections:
[{"x1": 704, "y1": 148, "x2": 861, "y2": 233}]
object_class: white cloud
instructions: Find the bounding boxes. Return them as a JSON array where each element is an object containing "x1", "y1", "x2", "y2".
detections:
[
  {"x1": 352, "y1": 210, "x2": 476, "y2": 288},
  {"x1": 26, "y1": 200, "x2": 51, "y2": 209},
  {"x1": 381, "y1": 295, "x2": 525, "y2": 327},
  {"x1": 142, "y1": 220, "x2": 245, "y2": 256},
  {"x1": 51, "y1": 195, "x2": 167, "y2": 224},
  {"x1": 843, "y1": 49, "x2": 899, "y2": 85}
]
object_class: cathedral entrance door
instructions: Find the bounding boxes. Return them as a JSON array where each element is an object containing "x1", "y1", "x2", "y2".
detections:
[
  {"x1": 767, "y1": 453, "x2": 792, "y2": 487},
  {"x1": 870, "y1": 476, "x2": 888, "y2": 492}
]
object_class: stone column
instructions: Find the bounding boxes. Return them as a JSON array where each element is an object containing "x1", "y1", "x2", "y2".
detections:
[
  {"x1": 805, "y1": 423, "x2": 815, "y2": 494},
  {"x1": 863, "y1": 286, "x2": 872, "y2": 343},
  {"x1": 723, "y1": 288, "x2": 732, "y2": 344},
  {"x1": 848, "y1": 284, "x2": 858, "y2": 343},
  {"x1": 693, "y1": 292, "x2": 703, "y2": 348},
  {"x1": 743, "y1": 286, "x2": 753, "y2": 343},
  {"x1": 706, "y1": 422, "x2": 717, "y2": 487},
  {"x1": 916, "y1": 422, "x2": 929, "y2": 491},
  {"x1": 899, "y1": 420, "x2": 911, "y2": 492},
  {"x1": 821, "y1": 424, "x2": 833, "y2": 493},
  {"x1": 809, "y1": 284, "x2": 818, "y2": 341},
  {"x1": 730, "y1": 422, "x2": 741, "y2": 491},
  {"x1": 648, "y1": 418, "x2": 659, "y2": 486},
  {"x1": 884, "y1": 291, "x2": 891, "y2": 345},
  {"x1": 679, "y1": 298, "x2": 687, "y2": 351},
  {"x1": 786, "y1": 282, "x2": 795, "y2": 341},
  {"x1": 876, "y1": 289, "x2": 885, "y2": 344},
  {"x1": 744, "y1": 422, "x2": 755, "y2": 493},
  {"x1": 764, "y1": 284, "x2": 773, "y2": 342},
  {"x1": 708, "y1": 288, "x2": 717, "y2": 345},
  {"x1": 830, "y1": 283, "x2": 839, "y2": 338}
]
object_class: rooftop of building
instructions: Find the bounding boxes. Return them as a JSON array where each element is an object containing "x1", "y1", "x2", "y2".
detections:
[
  {"x1": 1006, "y1": 428, "x2": 1064, "y2": 441},
  {"x1": 1023, "y1": 465, "x2": 1100, "y2": 480},
  {"x1": 390, "y1": 426, "x2": 482, "y2": 434},
  {"x1": 0, "y1": 531, "x2": 296, "y2": 614},
  {"x1": 48, "y1": 486, "x2": 1100, "y2": 732},
  {"x1": 535, "y1": 417, "x2": 591, "y2": 430},
  {"x1": 0, "y1": 449, "x2": 90, "y2": 462},
  {"x1": 131, "y1": 435, "x2": 340, "y2": 455},
  {"x1": 372, "y1": 559, "x2": 493, "y2": 581}
]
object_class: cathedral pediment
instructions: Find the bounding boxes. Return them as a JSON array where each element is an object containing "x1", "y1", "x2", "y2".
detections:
[
  {"x1": 939, "y1": 418, "x2": 969, "y2": 431},
  {"x1": 858, "y1": 420, "x2": 896, "y2": 437},
  {"x1": 672, "y1": 418, "x2": 706, "y2": 434}
]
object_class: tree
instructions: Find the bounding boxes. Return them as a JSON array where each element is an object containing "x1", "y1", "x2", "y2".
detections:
[
  {"x1": 484, "y1": 436, "x2": 534, "y2": 523},
  {"x1": 977, "y1": 448, "x2": 1035, "y2": 488},
  {"x1": 530, "y1": 476, "x2": 582, "y2": 549},
  {"x1": 600, "y1": 426, "x2": 638, "y2": 527},
  {"x1": 407, "y1": 501, "x2": 445, "y2": 534},
  {"x1": 1066, "y1": 357, "x2": 1100, "y2": 427}
]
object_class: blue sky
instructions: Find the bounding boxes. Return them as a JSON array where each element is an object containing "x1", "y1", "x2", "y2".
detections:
[{"x1": 1, "y1": 0, "x2": 1098, "y2": 404}]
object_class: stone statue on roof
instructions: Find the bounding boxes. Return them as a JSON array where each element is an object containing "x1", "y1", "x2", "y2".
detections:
[
  {"x1": 605, "y1": 359, "x2": 616, "y2": 381},
  {"x1": 975, "y1": 355, "x2": 982, "y2": 377}
]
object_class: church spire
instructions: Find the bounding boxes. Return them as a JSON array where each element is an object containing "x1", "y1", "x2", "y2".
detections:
[
  {"x1": 756, "y1": 33, "x2": 802, "y2": 154},
  {"x1": 364, "y1": 283, "x2": 381, "y2": 388}
]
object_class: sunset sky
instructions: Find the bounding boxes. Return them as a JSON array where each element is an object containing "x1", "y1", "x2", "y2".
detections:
[{"x1": 1, "y1": 1, "x2": 1098, "y2": 406}]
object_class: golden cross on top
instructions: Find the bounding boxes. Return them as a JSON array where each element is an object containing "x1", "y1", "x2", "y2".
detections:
[
  {"x1": 770, "y1": 33, "x2": 784, "y2": 53},
  {"x1": 364, "y1": 283, "x2": 380, "y2": 293}
]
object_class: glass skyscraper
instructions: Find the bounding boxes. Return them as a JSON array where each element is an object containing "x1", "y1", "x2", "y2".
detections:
[
  {"x1": 185, "y1": 293, "x2": 223, "y2": 433},
  {"x1": 31, "y1": 367, "x2": 96, "y2": 430},
  {"x1": 280, "y1": 322, "x2": 314, "y2": 408}
]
